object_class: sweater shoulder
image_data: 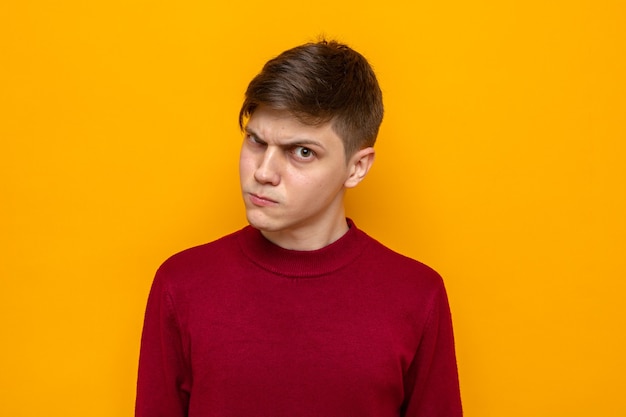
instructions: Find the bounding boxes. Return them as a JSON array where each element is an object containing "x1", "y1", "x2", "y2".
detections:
[
  {"x1": 358, "y1": 230, "x2": 445, "y2": 291},
  {"x1": 154, "y1": 227, "x2": 244, "y2": 283}
]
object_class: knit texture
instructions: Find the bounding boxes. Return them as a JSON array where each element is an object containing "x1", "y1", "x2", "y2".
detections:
[{"x1": 136, "y1": 220, "x2": 462, "y2": 416}]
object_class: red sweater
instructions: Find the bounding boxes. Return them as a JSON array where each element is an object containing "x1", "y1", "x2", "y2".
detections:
[{"x1": 136, "y1": 220, "x2": 462, "y2": 416}]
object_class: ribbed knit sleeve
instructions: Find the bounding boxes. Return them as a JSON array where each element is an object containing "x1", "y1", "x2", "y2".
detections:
[
  {"x1": 136, "y1": 267, "x2": 191, "y2": 417},
  {"x1": 401, "y1": 280, "x2": 463, "y2": 417}
]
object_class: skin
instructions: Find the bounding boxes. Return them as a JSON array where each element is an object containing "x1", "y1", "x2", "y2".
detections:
[{"x1": 239, "y1": 105, "x2": 375, "y2": 251}]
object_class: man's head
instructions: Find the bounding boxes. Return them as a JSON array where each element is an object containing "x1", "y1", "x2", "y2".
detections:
[{"x1": 239, "y1": 39, "x2": 384, "y2": 160}]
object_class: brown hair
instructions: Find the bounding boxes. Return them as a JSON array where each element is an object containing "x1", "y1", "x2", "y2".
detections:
[{"x1": 239, "y1": 39, "x2": 384, "y2": 159}]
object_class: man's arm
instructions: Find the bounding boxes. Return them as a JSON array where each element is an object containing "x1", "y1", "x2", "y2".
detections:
[
  {"x1": 136, "y1": 270, "x2": 191, "y2": 417},
  {"x1": 401, "y1": 283, "x2": 463, "y2": 416}
]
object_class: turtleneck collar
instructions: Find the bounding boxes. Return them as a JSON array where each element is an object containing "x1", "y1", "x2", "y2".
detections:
[{"x1": 236, "y1": 218, "x2": 368, "y2": 278}]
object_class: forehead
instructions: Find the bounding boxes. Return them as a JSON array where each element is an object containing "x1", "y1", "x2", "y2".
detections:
[{"x1": 246, "y1": 106, "x2": 339, "y2": 142}]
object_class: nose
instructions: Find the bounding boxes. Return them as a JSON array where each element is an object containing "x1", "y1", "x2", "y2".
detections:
[{"x1": 254, "y1": 147, "x2": 281, "y2": 186}]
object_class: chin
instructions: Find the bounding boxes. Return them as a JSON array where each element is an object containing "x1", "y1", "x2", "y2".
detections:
[{"x1": 245, "y1": 212, "x2": 282, "y2": 233}]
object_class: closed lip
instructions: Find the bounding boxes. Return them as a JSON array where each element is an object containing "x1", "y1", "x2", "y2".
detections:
[{"x1": 248, "y1": 192, "x2": 279, "y2": 206}]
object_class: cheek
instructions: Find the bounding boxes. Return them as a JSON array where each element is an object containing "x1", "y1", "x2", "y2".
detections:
[
  {"x1": 284, "y1": 166, "x2": 314, "y2": 188},
  {"x1": 289, "y1": 169, "x2": 336, "y2": 198},
  {"x1": 239, "y1": 151, "x2": 253, "y2": 177}
]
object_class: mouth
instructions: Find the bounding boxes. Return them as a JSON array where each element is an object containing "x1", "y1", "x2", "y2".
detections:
[{"x1": 248, "y1": 192, "x2": 279, "y2": 207}]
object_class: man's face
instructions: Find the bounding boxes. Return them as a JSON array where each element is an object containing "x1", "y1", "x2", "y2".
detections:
[{"x1": 239, "y1": 106, "x2": 364, "y2": 249}]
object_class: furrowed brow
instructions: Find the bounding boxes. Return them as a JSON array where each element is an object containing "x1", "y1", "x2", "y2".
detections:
[
  {"x1": 244, "y1": 126, "x2": 261, "y2": 138},
  {"x1": 281, "y1": 139, "x2": 324, "y2": 149},
  {"x1": 245, "y1": 126, "x2": 323, "y2": 149}
]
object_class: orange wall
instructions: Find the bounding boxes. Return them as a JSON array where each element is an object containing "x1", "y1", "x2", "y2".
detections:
[{"x1": 1, "y1": 1, "x2": 625, "y2": 416}]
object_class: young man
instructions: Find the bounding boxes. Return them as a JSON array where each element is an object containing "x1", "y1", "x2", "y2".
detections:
[{"x1": 136, "y1": 40, "x2": 462, "y2": 417}]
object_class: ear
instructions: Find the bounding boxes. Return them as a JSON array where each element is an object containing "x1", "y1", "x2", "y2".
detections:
[{"x1": 344, "y1": 147, "x2": 375, "y2": 188}]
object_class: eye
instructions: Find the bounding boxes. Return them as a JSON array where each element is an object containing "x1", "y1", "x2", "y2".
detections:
[
  {"x1": 246, "y1": 133, "x2": 265, "y2": 147},
  {"x1": 292, "y1": 146, "x2": 315, "y2": 160}
]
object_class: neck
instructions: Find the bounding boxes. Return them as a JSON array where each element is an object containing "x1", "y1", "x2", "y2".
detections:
[
  {"x1": 261, "y1": 214, "x2": 350, "y2": 251},
  {"x1": 237, "y1": 218, "x2": 364, "y2": 278}
]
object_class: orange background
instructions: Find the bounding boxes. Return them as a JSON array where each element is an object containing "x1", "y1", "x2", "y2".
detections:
[{"x1": 2, "y1": 1, "x2": 625, "y2": 416}]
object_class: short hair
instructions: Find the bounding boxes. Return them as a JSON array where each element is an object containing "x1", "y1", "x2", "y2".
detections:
[{"x1": 239, "y1": 39, "x2": 384, "y2": 159}]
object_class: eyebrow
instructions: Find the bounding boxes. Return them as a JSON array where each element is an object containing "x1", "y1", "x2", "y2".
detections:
[{"x1": 245, "y1": 126, "x2": 325, "y2": 149}]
